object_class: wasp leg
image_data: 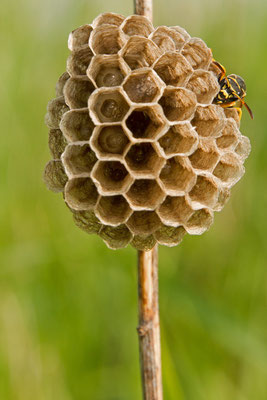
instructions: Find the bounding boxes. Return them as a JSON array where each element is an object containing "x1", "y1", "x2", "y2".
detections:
[{"x1": 235, "y1": 107, "x2": 242, "y2": 120}]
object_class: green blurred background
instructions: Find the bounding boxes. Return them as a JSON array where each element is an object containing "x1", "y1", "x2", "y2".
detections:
[{"x1": 0, "y1": 0, "x2": 266, "y2": 398}]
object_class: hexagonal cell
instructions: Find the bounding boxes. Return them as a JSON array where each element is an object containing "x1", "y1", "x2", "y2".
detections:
[
  {"x1": 213, "y1": 153, "x2": 244, "y2": 185},
  {"x1": 159, "y1": 157, "x2": 196, "y2": 195},
  {"x1": 159, "y1": 87, "x2": 197, "y2": 122},
  {"x1": 189, "y1": 175, "x2": 219, "y2": 209},
  {"x1": 224, "y1": 108, "x2": 240, "y2": 127},
  {"x1": 181, "y1": 38, "x2": 212, "y2": 70},
  {"x1": 72, "y1": 209, "x2": 102, "y2": 234},
  {"x1": 55, "y1": 72, "x2": 70, "y2": 97},
  {"x1": 92, "y1": 13, "x2": 125, "y2": 28},
  {"x1": 158, "y1": 196, "x2": 193, "y2": 226},
  {"x1": 45, "y1": 97, "x2": 69, "y2": 129},
  {"x1": 125, "y1": 143, "x2": 165, "y2": 178},
  {"x1": 67, "y1": 47, "x2": 93, "y2": 76},
  {"x1": 62, "y1": 144, "x2": 97, "y2": 176},
  {"x1": 191, "y1": 105, "x2": 225, "y2": 138},
  {"x1": 48, "y1": 129, "x2": 67, "y2": 159},
  {"x1": 123, "y1": 69, "x2": 163, "y2": 103},
  {"x1": 90, "y1": 125, "x2": 130, "y2": 159},
  {"x1": 43, "y1": 160, "x2": 68, "y2": 193},
  {"x1": 126, "y1": 179, "x2": 165, "y2": 210},
  {"x1": 125, "y1": 105, "x2": 166, "y2": 140},
  {"x1": 121, "y1": 15, "x2": 154, "y2": 37},
  {"x1": 121, "y1": 36, "x2": 161, "y2": 70},
  {"x1": 153, "y1": 52, "x2": 193, "y2": 87},
  {"x1": 189, "y1": 139, "x2": 220, "y2": 171},
  {"x1": 89, "y1": 88, "x2": 130, "y2": 124},
  {"x1": 126, "y1": 211, "x2": 161, "y2": 235},
  {"x1": 170, "y1": 26, "x2": 190, "y2": 43},
  {"x1": 87, "y1": 54, "x2": 130, "y2": 88},
  {"x1": 158, "y1": 122, "x2": 198, "y2": 157},
  {"x1": 131, "y1": 234, "x2": 156, "y2": 251},
  {"x1": 235, "y1": 136, "x2": 251, "y2": 161},
  {"x1": 60, "y1": 109, "x2": 95, "y2": 142},
  {"x1": 186, "y1": 70, "x2": 219, "y2": 104},
  {"x1": 216, "y1": 119, "x2": 240, "y2": 150},
  {"x1": 92, "y1": 161, "x2": 133, "y2": 195},
  {"x1": 68, "y1": 25, "x2": 93, "y2": 51},
  {"x1": 155, "y1": 224, "x2": 186, "y2": 246},
  {"x1": 99, "y1": 224, "x2": 133, "y2": 249},
  {"x1": 149, "y1": 26, "x2": 177, "y2": 52},
  {"x1": 96, "y1": 195, "x2": 132, "y2": 226},
  {"x1": 213, "y1": 187, "x2": 230, "y2": 212},
  {"x1": 184, "y1": 208, "x2": 214, "y2": 235},
  {"x1": 64, "y1": 77, "x2": 95, "y2": 109},
  {"x1": 65, "y1": 177, "x2": 98, "y2": 210},
  {"x1": 89, "y1": 25, "x2": 126, "y2": 55}
]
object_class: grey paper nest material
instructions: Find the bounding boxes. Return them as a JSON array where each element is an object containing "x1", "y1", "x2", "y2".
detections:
[{"x1": 44, "y1": 12, "x2": 251, "y2": 250}]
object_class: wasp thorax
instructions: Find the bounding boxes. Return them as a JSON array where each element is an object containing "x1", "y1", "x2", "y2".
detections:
[{"x1": 44, "y1": 13, "x2": 251, "y2": 250}]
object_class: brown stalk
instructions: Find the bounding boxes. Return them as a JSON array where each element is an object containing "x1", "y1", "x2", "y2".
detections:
[{"x1": 134, "y1": 4, "x2": 163, "y2": 399}]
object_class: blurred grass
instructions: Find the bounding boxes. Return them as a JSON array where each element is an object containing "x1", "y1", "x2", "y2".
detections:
[{"x1": 0, "y1": 0, "x2": 266, "y2": 399}]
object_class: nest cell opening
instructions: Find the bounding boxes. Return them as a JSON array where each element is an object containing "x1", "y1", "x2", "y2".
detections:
[
  {"x1": 158, "y1": 196, "x2": 193, "y2": 226},
  {"x1": 186, "y1": 70, "x2": 219, "y2": 104},
  {"x1": 88, "y1": 55, "x2": 129, "y2": 88},
  {"x1": 68, "y1": 25, "x2": 93, "y2": 51},
  {"x1": 189, "y1": 140, "x2": 219, "y2": 171},
  {"x1": 149, "y1": 27, "x2": 177, "y2": 52},
  {"x1": 92, "y1": 160, "x2": 133, "y2": 194},
  {"x1": 63, "y1": 144, "x2": 97, "y2": 176},
  {"x1": 216, "y1": 119, "x2": 240, "y2": 150},
  {"x1": 91, "y1": 89, "x2": 130, "y2": 123},
  {"x1": 99, "y1": 224, "x2": 133, "y2": 249},
  {"x1": 125, "y1": 143, "x2": 164, "y2": 177},
  {"x1": 96, "y1": 195, "x2": 132, "y2": 226},
  {"x1": 90, "y1": 25, "x2": 126, "y2": 55},
  {"x1": 155, "y1": 224, "x2": 186, "y2": 246},
  {"x1": 158, "y1": 122, "x2": 198, "y2": 157},
  {"x1": 64, "y1": 77, "x2": 95, "y2": 109},
  {"x1": 235, "y1": 136, "x2": 251, "y2": 161},
  {"x1": 126, "y1": 211, "x2": 161, "y2": 235},
  {"x1": 192, "y1": 105, "x2": 225, "y2": 138},
  {"x1": 60, "y1": 109, "x2": 95, "y2": 142},
  {"x1": 67, "y1": 47, "x2": 93, "y2": 76},
  {"x1": 125, "y1": 106, "x2": 166, "y2": 140},
  {"x1": 126, "y1": 179, "x2": 165, "y2": 209},
  {"x1": 189, "y1": 175, "x2": 219, "y2": 208},
  {"x1": 121, "y1": 15, "x2": 154, "y2": 38},
  {"x1": 65, "y1": 177, "x2": 98, "y2": 210},
  {"x1": 91, "y1": 125, "x2": 130, "y2": 158},
  {"x1": 185, "y1": 208, "x2": 213, "y2": 235},
  {"x1": 213, "y1": 153, "x2": 244, "y2": 184},
  {"x1": 159, "y1": 87, "x2": 197, "y2": 122},
  {"x1": 159, "y1": 157, "x2": 196, "y2": 195},
  {"x1": 121, "y1": 36, "x2": 161, "y2": 70},
  {"x1": 123, "y1": 70, "x2": 162, "y2": 103},
  {"x1": 181, "y1": 38, "x2": 212, "y2": 70},
  {"x1": 153, "y1": 52, "x2": 193, "y2": 87}
]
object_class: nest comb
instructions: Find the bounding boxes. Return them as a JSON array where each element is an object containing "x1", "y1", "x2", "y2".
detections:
[{"x1": 44, "y1": 13, "x2": 251, "y2": 251}]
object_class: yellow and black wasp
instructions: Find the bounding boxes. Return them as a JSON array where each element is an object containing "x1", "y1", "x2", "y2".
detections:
[{"x1": 212, "y1": 60, "x2": 254, "y2": 120}]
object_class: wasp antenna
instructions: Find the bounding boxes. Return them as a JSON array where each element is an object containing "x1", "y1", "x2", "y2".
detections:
[{"x1": 244, "y1": 101, "x2": 254, "y2": 120}]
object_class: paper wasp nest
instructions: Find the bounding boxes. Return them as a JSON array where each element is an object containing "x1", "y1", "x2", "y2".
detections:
[{"x1": 44, "y1": 13, "x2": 251, "y2": 250}]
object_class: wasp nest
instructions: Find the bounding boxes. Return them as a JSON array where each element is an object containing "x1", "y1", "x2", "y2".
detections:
[{"x1": 44, "y1": 13, "x2": 251, "y2": 250}]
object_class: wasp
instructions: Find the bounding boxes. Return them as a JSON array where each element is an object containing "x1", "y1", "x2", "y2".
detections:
[{"x1": 212, "y1": 60, "x2": 253, "y2": 120}]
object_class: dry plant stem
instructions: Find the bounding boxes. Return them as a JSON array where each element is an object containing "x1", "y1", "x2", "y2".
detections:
[
  {"x1": 138, "y1": 246, "x2": 163, "y2": 400},
  {"x1": 134, "y1": 0, "x2": 153, "y2": 21}
]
